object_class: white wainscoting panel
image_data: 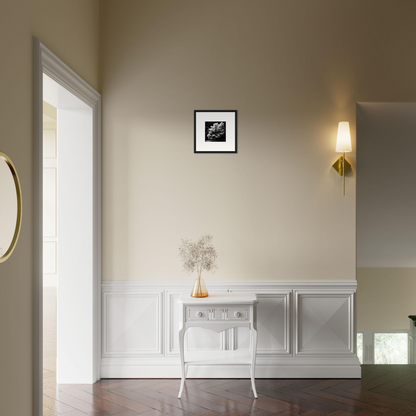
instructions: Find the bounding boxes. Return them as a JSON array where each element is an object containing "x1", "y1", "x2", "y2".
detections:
[
  {"x1": 166, "y1": 290, "x2": 181, "y2": 355},
  {"x1": 103, "y1": 290, "x2": 163, "y2": 357},
  {"x1": 295, "y1": 291, "x2": 354, "y2": 355},
  {"x1": 101, "y1": 281, "x2": 360, "y2": 378}
]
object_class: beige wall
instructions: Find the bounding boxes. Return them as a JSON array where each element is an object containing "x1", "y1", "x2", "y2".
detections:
[
  {"x1": 32, "y1": 0, "x2": 99, "y2": 90},
  {"x1": 100, "y1": 0, "x2": 416, "y2": 282},
  {"x1": 357, "y1": 268, "x2": 416, "y2": 330},
  {"x1": 0, "y1": 1, "x2": 99, "y2": 414}
]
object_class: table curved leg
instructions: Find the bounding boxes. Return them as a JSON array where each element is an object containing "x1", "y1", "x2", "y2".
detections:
[
  {"x1": 178, "y1": 326, "x2": 186, "y2": 398},
  {"x1": 251, "y1": 325, "x2": 258, "y2": 399}
]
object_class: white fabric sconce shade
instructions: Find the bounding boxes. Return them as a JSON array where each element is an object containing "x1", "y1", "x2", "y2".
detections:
[{"x1": 336, "y1": 121, "x2": 352, "y2": 153}]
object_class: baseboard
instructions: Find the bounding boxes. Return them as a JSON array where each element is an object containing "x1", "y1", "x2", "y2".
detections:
[{"x1": 101, "y1": 357, "x2": 361, "y2": 379}]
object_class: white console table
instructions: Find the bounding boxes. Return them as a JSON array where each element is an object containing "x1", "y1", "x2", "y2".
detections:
[{"x1": 177, "y1": 292, "x2": 259, "y2": 398}]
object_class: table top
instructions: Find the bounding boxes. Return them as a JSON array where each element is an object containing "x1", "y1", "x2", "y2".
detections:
[{"x1": 178, "y1": 292, "x2": 258, "y2": 305}]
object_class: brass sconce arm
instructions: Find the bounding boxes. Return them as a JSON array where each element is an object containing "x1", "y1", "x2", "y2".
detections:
[{"x1": 332, "y1": 152, "x2": 351, "y2": 196}]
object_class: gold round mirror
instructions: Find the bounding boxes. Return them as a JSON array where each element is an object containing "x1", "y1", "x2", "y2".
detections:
[{"x1": 0, "y1": 152, "x2": 22, "y2": 263}]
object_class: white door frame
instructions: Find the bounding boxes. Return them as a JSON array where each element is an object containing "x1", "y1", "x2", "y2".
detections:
[{"x1": 33, "y1": 38, "x2": 101, "y2": 416}]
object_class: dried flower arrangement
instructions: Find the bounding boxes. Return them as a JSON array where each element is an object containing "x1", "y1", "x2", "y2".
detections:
[{"x1": 179, "y1": 234, "x2": 218, "y2": 297}]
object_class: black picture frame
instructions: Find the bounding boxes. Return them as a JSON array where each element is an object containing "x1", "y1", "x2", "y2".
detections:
[{"x1": 194, "y1": 110, "x2": 237, "y2": 153}]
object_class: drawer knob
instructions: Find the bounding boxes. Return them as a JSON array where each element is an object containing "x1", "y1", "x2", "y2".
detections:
[
  {"x1": 234, "y1": 311, "x2": 241, "y2": 318},
  {"x1": 196, "y1": 311, "x2": 203, "y2": 318}
]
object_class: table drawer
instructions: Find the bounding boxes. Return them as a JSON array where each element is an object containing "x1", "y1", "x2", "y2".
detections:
[
  {"x1": 226, "y1": 307, "x2": 248, "y2": 320},
  {"x1": 186, "y1": 307, "x2": 210, "y2": 321}
]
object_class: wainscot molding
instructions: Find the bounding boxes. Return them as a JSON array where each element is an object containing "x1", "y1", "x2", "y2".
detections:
[{"x1": 101, "y1": 281, "x2": 361, "y2": 378}]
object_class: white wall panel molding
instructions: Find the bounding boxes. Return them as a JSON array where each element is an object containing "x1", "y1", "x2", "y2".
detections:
[
  {"x1": 102, "y1": 290, "x2": 163, "y2": 357},
  {"x1": 165, "y1": 290, "x2": 182, "y2": 356},
  {"x1": 102, "y1": 281, "x2": 357, "y2": 290},
  {"x1": 294, "y1": 290, "x2": 355, "y2": 356},
  {"x1": 101, "y1": 281, "x2": 360, "y2": 378}
]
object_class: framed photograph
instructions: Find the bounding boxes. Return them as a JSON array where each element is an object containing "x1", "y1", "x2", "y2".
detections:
[{"x1": 194, "y1": 110, "x2": 237, "y2": 153}]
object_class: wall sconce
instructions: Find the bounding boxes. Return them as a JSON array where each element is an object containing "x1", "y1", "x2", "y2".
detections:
[{"x1": 332, "y1": 121, "x2": 352, "y2": 196}]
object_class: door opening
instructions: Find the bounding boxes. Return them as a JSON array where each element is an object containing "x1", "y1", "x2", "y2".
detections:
[{"x1": 34, "y1": 39, "x2": 101, "y2": 416}]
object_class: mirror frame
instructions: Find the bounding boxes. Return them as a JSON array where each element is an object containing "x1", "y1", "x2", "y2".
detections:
[{"x1": 0, "y1": 152, "x2": 22, "y2": 263}]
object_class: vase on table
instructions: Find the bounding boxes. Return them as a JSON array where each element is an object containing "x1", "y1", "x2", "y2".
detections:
[{"x1": 191, "y1": 276, "x2": 208, "y2": 298}]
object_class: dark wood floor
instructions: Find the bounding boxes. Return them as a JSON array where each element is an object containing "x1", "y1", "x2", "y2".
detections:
[
  {"x1": 43, "y1": 290, "x2": 416, "y2": 415},
  {"x1": 42, "y1": 366, "x2": 416, "y2": 416}
]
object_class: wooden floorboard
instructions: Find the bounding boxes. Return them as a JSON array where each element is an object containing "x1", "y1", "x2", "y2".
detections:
[
  {"x1": 43, "y1": 288, "x2": 416, "y2": 415},
  {"x1": 41, "y1": 367, "x2": 416, "y2": 416}
]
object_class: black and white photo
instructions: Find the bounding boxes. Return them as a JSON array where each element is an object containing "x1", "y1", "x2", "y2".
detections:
[
  {"x1": 194, "y1": 111, "x2": 237, "y2": 153},
  {"x1": 205, "y1": 121, "x2": 226, "y2": 142}
]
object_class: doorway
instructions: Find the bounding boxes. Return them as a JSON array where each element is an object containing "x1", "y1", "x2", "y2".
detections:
[
  {"x1": 356, "y1": 102, "x2": 416, "y2": 365},
  {"x1": 34, "y1": 39, "x2": 101, "y2": 416}
]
